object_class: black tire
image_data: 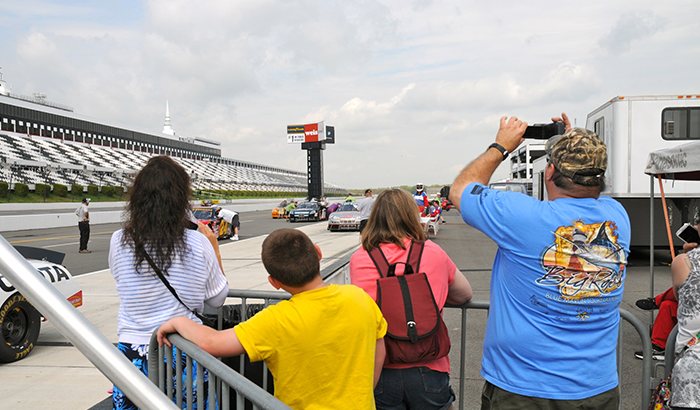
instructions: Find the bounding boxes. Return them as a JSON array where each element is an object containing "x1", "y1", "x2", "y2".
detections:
[{"x1": 0, "y1": 293, "x2": 41, "y2": 363}]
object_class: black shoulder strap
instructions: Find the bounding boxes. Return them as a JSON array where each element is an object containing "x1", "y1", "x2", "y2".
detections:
[
  {"x1": 143, "y1": 251, "x2": 204, "y2": 320},
  {"x1": 368, "y1": 246, "x2": 391, "y2": 278}
]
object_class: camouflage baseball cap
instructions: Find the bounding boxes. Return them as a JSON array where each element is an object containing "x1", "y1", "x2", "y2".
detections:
[{"x1": 545, "y1": 127, "x2": 607, "y2": 186}]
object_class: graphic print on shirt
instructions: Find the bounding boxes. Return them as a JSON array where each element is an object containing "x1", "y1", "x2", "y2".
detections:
[{"x1": 537, "y1": 220, "x2": 626, "y2": 301}]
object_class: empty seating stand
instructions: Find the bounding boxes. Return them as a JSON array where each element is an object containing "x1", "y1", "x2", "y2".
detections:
[{"x1": 0, "y1": 132, "x2": 338, "y2": 193}]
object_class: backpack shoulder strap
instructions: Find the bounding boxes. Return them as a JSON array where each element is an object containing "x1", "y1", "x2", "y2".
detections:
[
  {"x1": 368, "y1": 246, "x2": 391, "y2": 278},
  {"x1": 406, "y1": 240, "x2": 425, "y2": 273}
]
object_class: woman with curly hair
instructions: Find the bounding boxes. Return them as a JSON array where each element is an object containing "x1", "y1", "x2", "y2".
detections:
[
  {"x1": 349, "y1": 188, "x2": 472, "y2": 409},
  {"x1": 109, "y1": 156, "x2": 229, "y2": 409}
]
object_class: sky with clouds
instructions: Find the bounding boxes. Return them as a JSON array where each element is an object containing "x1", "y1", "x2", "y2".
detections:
[{"x1": 0, "y1": 1, "x2": 698, "y2": 189}]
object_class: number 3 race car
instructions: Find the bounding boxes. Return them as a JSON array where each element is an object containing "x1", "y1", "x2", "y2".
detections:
[
  {"x1": 288, "y1": 202, "x2": 326, "y2": 223},
  {"x1": 0, "y1": 246, "x2": 83, "y2": 363}
]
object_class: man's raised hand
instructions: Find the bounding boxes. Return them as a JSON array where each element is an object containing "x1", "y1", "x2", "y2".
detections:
[{"x1": 495, "y1": 116, "x2": 528, "y2": 153}]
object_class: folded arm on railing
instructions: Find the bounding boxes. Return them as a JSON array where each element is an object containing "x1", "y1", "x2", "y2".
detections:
[{"x1": 148, "y1": 332, "x2": 290, "y2": 410}]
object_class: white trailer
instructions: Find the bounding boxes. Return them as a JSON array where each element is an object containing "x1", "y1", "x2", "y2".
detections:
[
  {"x1": 531, "y1": 155, "x2": 548, "y2": 201},
  {"x1": 585, "y1": 95, "x2": 700, "y2": 247}
]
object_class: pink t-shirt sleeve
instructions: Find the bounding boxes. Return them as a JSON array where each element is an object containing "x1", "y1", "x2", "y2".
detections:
[
  {"x1": 349, "y1": 250, "x2": 380, "y2": 301},
  {"x1": 421, "y1": 240, "x2": 457, "y2": 307}
]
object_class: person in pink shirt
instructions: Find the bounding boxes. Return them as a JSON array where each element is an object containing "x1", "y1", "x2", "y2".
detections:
[{"x1": 350, "y1": 188, "x2": 473, "y2": 409}]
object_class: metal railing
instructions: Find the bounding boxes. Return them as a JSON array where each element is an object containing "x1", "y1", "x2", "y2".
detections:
[
  {"x1": 0, "y1": 235, "x2": 177, "y2": 409},
  {"x1": 664, "y1": 326, "x2": 679, "y2": 377},
  {"x1": 619, "y1": 309, "x2": 655, "y2": 409},
  {"x1": 148, "y1": 254, "x2": 657, "y2": 410},
  {"x1": 147, "y1": 333, "x2": 289, "y2": 410}
]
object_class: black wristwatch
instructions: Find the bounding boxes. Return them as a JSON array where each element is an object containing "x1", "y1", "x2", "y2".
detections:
[{"x1": 487, "y1": 143, "x2": 509, "y2": 160}]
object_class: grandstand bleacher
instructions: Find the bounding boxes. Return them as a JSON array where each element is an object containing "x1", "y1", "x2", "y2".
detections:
[{"x1": 0, "y1": 131, "x2": 343, "y2": 194}]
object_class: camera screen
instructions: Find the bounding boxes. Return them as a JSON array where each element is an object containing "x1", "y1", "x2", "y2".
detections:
[{"x1": 677, "y1": 224, "x2": 700, "y2": 244}]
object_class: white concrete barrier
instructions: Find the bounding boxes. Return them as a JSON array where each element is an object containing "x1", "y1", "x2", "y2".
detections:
[
  {"x1": 0, "y1": 201, "x2": 127, "y2": 212},
  {"x1": 0, "y1": 199, "x2": 319, "y2": 232},
  {"x1": 1, "y1": 211, "x2": 125, "y2": 231}
]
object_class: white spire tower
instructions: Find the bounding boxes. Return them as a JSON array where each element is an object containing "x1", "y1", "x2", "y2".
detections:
[
  {"x1": 0, "y1": 68, "x2": 9, "y2": 96},
  {"x1": 162, "y1": 100, "x2": 175, "y2": 136}
]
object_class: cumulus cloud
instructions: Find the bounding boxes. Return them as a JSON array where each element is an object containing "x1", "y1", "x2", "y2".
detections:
[
  {"x1": 530, "y1": 62, "x2": 600, "y2": 102},
  {"x1": 339, "y1": 83, "x2": 414, "y2": 119},
  {"x1": 16, "y1": 32, "x2": 57, "y2": 60},
  {"x1": 599, "y1": 11, "x2": 665, "y2": 54}
]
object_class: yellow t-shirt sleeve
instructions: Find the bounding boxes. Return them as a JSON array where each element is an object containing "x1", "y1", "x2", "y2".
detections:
[{"x1": 233, "y1": 307, "x2": 278, "y2": 363}]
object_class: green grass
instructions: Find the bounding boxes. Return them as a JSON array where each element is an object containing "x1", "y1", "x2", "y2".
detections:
[
  {"x1": 0, "y1": 192, "x2": 125, "y2": 203},
  {"x1": 0, "y1": 191, "x2": 320, "y2": 203},
  {"x1": 0, "y1": 184, "x2": 347, "y2": 204}
]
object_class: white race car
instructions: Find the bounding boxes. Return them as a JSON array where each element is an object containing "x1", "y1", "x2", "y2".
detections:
[
  {"x1": 327, "y1": 203, "x2": 361, "y2": 231},
  {"x1": 0, "y1": 246, "x2": 83, "y2": 363}
]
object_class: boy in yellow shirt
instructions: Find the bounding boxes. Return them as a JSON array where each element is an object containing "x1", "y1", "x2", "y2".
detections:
[{"x1": 157, "y1": 228, "x2": 387, "y2": 409}]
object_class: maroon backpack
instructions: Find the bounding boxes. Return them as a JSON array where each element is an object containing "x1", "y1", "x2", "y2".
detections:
[{"x1": 368, "y1": 240, "x2": 451, "y2": 364}]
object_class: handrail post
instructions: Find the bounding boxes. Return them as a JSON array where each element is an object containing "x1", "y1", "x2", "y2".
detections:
[
  {"x1": 458, "y1": 307, "x2": 467, "y2": 410},
  {"x1": 620, "y1": 309, "x2": 653, "y2": 409},
  {"x1": 664, "y1": 326, "x2": 679, "y2": 377},
  {"x1": 650, "y1": 175, "x2": 655, "y2": 327}
]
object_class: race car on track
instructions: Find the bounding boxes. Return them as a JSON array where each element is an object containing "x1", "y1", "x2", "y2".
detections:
[
  {"x1": 272, "y1": 199, "x2": 293, "y2": 219},
  {"x1": 288, "y1": 201, "x2": 325, "y2": 223},
  {"x1": 271, "y1": 207, "x2": 286, "y2": 219},
  {"x1": 191, "y1": 205, "x2": 231, "y2": 239},
  {"x1": 0, "y1": 246, "x2": 83, "y2": 363},
  {"x1": 327, "y1": 203, "x2": 361, "y2": 231}
]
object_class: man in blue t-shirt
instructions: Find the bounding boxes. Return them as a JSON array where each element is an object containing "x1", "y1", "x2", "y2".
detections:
[{"x1": 449, "y1": 114, "x2": 630, "y2": 409}]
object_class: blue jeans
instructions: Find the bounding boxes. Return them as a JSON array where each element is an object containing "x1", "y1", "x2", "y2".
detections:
[
  {"x1": 374, "y1": 367, "x2": 455, "y2": 410},
  {"x1": 112, "y1": 342, "x2": 215, "y2": 410}
]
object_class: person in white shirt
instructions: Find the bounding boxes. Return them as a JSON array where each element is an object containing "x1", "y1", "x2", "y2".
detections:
[
  {"x1": 75, "y1": 197, "x2": 91, "y2": 253},
  {"x1": 357, "y1": 189, "x2": 375, "y2": 232},
  {"x1": 216, "y1": 207, "x2": 240, "y2": 240}
]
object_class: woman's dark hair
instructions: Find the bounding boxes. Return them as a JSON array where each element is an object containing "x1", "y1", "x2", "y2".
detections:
[
  {"x1": 361, "y1": 188, "x2": 426, "y2": 251},
  {"x1": 122, "y1": 156, "x2": 192, "y2": 272}
]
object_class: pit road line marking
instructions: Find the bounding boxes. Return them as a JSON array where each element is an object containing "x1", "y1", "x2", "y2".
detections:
[
  {"x1": 9, "y1": 231, "x2": 115, "y2": 244},
  {"x1": 44, "y1": 241, "x2": 80, "y2": 248}
]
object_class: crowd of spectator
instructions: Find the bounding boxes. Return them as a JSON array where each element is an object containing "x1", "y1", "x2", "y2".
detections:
[{"x1": 106, "y1": 113, "x2": 698, "y2": 409}]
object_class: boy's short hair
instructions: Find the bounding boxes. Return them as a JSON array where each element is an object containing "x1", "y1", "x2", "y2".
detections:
[{"x1": 261, "y1": 228, "x2": 320, "y2": 287}]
